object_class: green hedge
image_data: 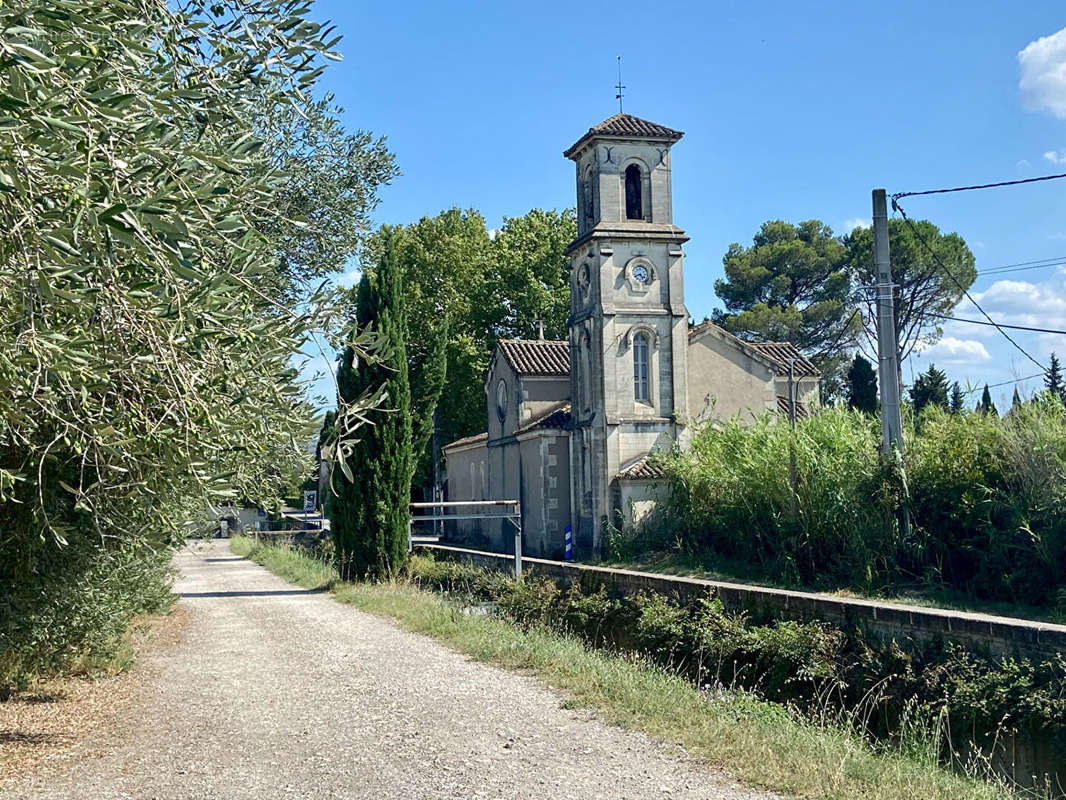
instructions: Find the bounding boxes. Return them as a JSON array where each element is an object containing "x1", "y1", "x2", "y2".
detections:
[{"x1": 660, "y1": 401, "x2": 1066, "y2": 609}]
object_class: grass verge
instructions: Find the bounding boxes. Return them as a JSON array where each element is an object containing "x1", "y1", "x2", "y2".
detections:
[{"x1": 229, "y1": 535, "x2": 1029, "y2": 800}]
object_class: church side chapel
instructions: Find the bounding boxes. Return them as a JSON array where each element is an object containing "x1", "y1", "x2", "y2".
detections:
[{"x1": 443, "y1": 113, "x2": 820, "y2": 559}]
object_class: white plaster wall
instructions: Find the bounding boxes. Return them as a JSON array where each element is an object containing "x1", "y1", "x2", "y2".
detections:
[
  {"x1": 687, "y1": 336, "x2": 777, "y2": 423},
  {"x1": 518, "y1": 376, "x2": 570, "y2": 426},
  {"x1": 442, "y1": 442, "x2": 489, "y2": 542},
  {"x1": 618, "y1": 480, "x2": 668, "y2": 527}
]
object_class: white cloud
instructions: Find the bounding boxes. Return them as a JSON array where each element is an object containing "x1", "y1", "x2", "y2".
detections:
[
  {"x1": 916, "y1": 337, "x2": 992, "y2": 363},
  {"x1": 1017, "y1": 158, "x2": 1032, "y2": 169},
  {"x1": 336, "y1": 268, "x2": 362, "y2": 289},
  {"x1": 1020, "y1": 27, "x2": 1066, "y2": 118},
  {"x1": 1046, "y1": 150, "x2": 1066, "y2": 164},
  {"x1": 971, "y1": 277, "x2": 1066, "y2": 329},
  {"x1": 841, "y1": 217, "x2": 870, "y2": 233}
]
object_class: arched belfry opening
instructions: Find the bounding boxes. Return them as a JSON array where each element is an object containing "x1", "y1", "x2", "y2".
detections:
[{"x1": 624, "y1": 164, "x2": 642, "y2": 220}]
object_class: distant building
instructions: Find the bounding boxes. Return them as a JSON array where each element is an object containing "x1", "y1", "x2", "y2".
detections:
[{"x1": 442, "y1": 114, "x2": 819, "y2": 559}]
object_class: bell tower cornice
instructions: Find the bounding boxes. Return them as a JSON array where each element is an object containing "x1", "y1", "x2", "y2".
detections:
[{"x1": 565, "y1": 222, "x2": 689, "y2": 256}]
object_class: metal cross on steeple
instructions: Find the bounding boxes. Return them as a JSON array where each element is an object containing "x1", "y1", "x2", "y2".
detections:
[{"x1": 615, "y1": 56, "x2": 625, "y2": 113}]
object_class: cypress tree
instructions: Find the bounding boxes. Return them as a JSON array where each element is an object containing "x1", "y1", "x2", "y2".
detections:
[
  {"x1": 845, "y1": 354, "x2": 878, "y2": 414},
  {"x1": 1011, "y1": 387, "x2": 1023, "y2": 412},
  {"x1": 332, "y1": 231, "x2": 413, "y2": 580},
  {"x1": 977, "y1": 384, "x2": 998, "y2": 417},
  {"x1": 909, "y1": 364, "x2": 950, "y2": 413},
  {"x1": 1046, "y1": 352, "x2": 1065, "y2": 406},
  {"x1": 949, "y1": 381, "x2": 965, "y2": 413}
]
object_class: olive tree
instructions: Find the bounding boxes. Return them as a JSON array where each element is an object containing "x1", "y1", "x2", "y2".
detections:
[{"x1": 0, "y1": 0, "x2": 388, "y2": 685}]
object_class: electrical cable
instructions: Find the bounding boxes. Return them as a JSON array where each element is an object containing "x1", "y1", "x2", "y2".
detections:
[
  {"x1": 890, "y1": 199, "x2": 1047, "y2": 371},
  {"x1": 891, "y1": 172, "x2": 1066, "y2": 201},
  {"x1": 961, "y1": 373, "x2": 1045, "y2": 396},
  {"x1": 930, "y1": 312, "x2": 1066, "y2": 336},
  {"x1": 979, "y1": 260, "x2": 1066, "y2": 277}
]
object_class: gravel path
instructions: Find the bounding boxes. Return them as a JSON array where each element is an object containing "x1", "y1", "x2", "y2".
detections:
[{"x1": 7, "y1": 540, "x2": 775, "y2": 800}]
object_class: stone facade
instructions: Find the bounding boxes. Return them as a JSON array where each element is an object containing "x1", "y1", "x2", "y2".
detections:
[{"x1": 442, "y1": 114, "x2": 821, "y2": 560}]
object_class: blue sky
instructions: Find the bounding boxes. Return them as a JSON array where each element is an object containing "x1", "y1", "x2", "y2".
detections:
[{"x1": 304, "y1": 0, "x2": 1066, "y2": 410}]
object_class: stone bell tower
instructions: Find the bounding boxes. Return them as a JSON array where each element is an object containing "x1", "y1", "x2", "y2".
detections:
[{"x1": 564, "y1": 113, "x2": 689, "y2": 557}]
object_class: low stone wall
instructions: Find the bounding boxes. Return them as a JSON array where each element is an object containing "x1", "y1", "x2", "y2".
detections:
[{"x1": 418, "y1": 543, "x2": 1066, "y2": 659}]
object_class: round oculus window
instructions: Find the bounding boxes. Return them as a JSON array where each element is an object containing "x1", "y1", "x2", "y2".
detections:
[{"x1": 496, "y1": 379, "x2": 508, "y2": 422}]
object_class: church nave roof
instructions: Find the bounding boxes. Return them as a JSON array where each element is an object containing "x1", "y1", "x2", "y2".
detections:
[{"x1": 497, "y1": 338, "x2": 570, "y2": 377}]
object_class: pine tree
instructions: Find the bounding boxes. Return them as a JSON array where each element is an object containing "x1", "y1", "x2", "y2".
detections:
[
  {"x1": 949, "y1": 381, "x2": 965, "y2": 413},
  {"x1": 1011, "y1": 386, "x2": 1023, "y2": 412},
  {"x1": 977, "y1": 384, "x2": 998, "y2": 417},
  {"x1": 1046, "y1": 352, "x2": 1065, "y2": 406},
  {"x1": 845, "y1": 354, "x2": 878, "y2": 414},
  {"x1": 331, "y1": 231, "x2": 413, "y2": 581},
  {"x1": 909, "y1": 364, "x2": 950, "y2": 413}
]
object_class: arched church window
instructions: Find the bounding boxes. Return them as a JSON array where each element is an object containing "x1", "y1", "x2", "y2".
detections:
[
  {"x1": 624, "y1": 164, "x2": 643, "y2": 220},
  {"x1": 633, "y1": 333, "x2": 650, "y2": 403}
]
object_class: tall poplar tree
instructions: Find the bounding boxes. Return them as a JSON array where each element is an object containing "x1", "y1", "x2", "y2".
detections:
[{"x1": 332, "y1": 232, "x2": 412, "y2": 580}]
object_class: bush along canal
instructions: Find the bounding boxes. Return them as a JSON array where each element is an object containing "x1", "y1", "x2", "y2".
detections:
[{"x1": 408, "y1": 553, "x2": 1066, "y2": 794}]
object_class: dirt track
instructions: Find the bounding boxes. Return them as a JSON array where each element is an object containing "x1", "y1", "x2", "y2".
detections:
[{"x1": 3, "y1": 539, "x2": 773, "y2": 799}]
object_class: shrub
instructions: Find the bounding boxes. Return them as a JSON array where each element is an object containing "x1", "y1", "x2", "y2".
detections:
[
  {"x1": 662, "y1": 402, "x2": 1066, "y2": 608},
  {"x1": 906, "y1": 400, "x2": 1066, "y2": 605},
  {"x1": 0, "y1": 542, "x2": 173, "y2": 694},
  {"x1": 404, "y1": 554, "x2": 1066, "y2": 777},
  {"x1": 667, "y1": 408, "x2": 891, "y2": 587}
]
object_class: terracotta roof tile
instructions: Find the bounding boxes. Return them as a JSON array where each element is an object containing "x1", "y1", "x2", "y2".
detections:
[
  {"x1": 776, "y1": 395, "x2": 812, "y2": 419},
  {"x1": 617, "y1": 453, "x2": 666, "y2": 481},
  {"x1": 565, "y1": 113, "x2": 683, "y2": 157},
  {"x1": 689, "y1": 321, "x2": 819, "y2": 378},
  {"x1": 497, "y1": 339, "x2": 570, "y2": 376},
  {"x1": 442, "y1": 431, "x2": 487, "y2": 453},
  {"x1": 516, "y1": 402, "x2": 571, "y2": 435},
  {"x1": 750, "y1": 342, "x2": 819, "y2": 377}
]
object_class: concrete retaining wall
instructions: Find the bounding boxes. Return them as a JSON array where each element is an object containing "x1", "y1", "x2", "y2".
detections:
[{"x1": 418, "y1": 544, "x2": 1066, "y2": 659}]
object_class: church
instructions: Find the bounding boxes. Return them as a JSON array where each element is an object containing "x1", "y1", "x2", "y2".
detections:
[{"x1": 442, "y1": 113, "x2": 820, "y2": 560}]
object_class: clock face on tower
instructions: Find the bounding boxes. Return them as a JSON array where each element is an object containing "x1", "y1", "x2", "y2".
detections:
[{"x1": 632, "y1": 265, "x2": 650, "y2": 283}]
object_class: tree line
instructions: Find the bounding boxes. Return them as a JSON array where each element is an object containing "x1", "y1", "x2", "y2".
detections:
[{"x1": 328, "y1": 209, "x2": 575, "y2": 578}]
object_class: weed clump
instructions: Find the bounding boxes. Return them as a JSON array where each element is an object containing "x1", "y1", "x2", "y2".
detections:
[{"x1": 406, "y1": 553, "x2": 1066, "y2": 780}]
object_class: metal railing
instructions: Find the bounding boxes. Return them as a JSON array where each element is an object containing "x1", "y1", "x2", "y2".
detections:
[{"x1": 408, "y1": 500, "x2": 523, "y2": 576}]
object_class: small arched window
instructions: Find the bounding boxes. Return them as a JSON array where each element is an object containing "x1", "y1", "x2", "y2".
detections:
[
  {"x1": 633, "y1": 333, "x2": 650, "y2": 403},
  {"x1": 624, "y1": 164, "x2": 643, "y2": 220}
]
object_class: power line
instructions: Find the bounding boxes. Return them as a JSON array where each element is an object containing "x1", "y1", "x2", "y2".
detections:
[
  {"x1": 891, "y1": 171, "x2": 1066, "y2": 201},
  {"x1": 931, "y1": 312, "x2": 1066, "y2": 336},
  {"x1": 979, "y1": 262, "x2": 1066, "y2": 277},
  {"x1": 890, "y1": 198, "x2": 1047, "y2": 372},
  {"x1": 961, "y1": 373, "x2": 1045, "y2": 396}
]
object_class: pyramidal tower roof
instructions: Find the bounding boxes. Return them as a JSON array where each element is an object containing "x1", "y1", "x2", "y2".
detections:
[{"x1": 564, "y1": 113, "x2": 683, "y2": 158}]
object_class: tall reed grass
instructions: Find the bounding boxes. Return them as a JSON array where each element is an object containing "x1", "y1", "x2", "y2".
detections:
[{"x1": 660, "y1": 400, "x2": 1066, "y2": 609}]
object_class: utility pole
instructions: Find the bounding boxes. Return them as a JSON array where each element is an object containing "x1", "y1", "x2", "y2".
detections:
[
  {"x1": 872, "y1": 188, "x2": 910, "y2": 538},
  {"x1": 872, "y1": 189, "x2": 903, "y2": 455},
  {"x1": 787, "y1": 360, "x2": 798, "y2": 523}
]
